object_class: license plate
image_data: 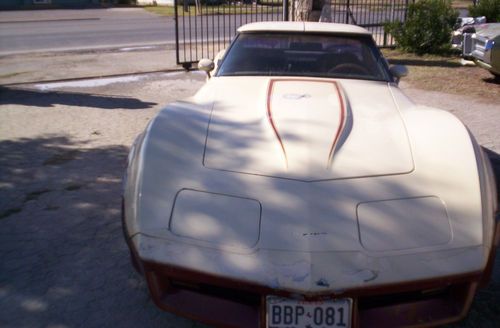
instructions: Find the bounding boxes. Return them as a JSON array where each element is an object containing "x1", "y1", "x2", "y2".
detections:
[{"x1": 266, "y1": 296, "x2": 351, "y2": 328}]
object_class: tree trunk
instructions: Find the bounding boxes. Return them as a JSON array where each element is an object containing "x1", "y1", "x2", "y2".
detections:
[
  {"x1": 292, "y1": 0, "x2": 313, "y2": 21},
  {"x1": 290, "y1": 0, "x2": 329, "y2": 22},
  {"x1": 319, "y1": 2, "x2": 332, "y2": 22}
]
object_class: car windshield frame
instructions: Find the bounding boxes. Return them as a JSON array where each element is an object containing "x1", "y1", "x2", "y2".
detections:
[{"x1": 215, "y1": 31, "x2": 393, "y2": 82}]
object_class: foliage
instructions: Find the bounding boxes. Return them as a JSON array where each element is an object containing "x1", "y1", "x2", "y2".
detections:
[
  {"x1": 469, "y1": 0, "x2": 500, "y2": 22},
  {"x1": 178, "y1": 0, "x2": 226, "y2": 5},
  {"x1": 144, "y1": 4, "x2": 277, "y2": 16},
  {"x1": 257, "y1": 0, "x2": 283, "y2": 5},
  {"x1": 385, "y1": 0, "x2": 458, "y2": 55}
]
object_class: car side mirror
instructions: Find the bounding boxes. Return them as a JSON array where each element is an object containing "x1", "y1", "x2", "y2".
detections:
[
  {"x1": 198, "y1": 58, "x2": 215, "y2": 77},
  {"x1": 390, "y1": 65, "x2": 408, "y2": 84}
]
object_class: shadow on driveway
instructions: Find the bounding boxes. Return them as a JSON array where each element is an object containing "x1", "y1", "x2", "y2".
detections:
[
  {"x1": 0, "y1": 86, "x2": 157, "y2": 110},
  {"x1": 0, "y1": 135, "x2": 199, "y2": 328}
]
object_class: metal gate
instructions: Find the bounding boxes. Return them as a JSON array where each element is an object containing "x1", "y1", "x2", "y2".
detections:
[
  {"x1": 322, "y1": 0, "x2": 411, "y2": 47},
  {"x1": 175, "y1": 0, "x2": 287, "y2": 69},
  {"x1": 174, "y1": 0, "x2": 411, "y2": 68}
]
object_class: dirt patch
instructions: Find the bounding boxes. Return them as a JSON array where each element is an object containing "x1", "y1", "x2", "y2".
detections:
[{"x1": 383, "y1": 49, "x2": 500, "y2": 103}]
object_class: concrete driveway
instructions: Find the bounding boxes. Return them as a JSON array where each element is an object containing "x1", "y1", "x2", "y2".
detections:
[
  {"x1": 0, "y1": 72, "x2": 499, "y2": 328},
  {"x1": 2, "y1": 5, "x2": 497, "y2": 327},
  {"x1": 0, "y1": 71, "x2": 208, "y2": 328}
]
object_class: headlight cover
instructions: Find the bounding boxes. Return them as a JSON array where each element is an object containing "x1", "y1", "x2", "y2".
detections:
[
  {"x1": 170, "y1": 189, "x2": 262, "y2": 249},
  {"x1": 357, "y1": 197, "x2": 452, "y2": 251}
]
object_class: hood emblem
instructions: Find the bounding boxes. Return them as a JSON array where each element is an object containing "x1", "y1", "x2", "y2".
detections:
[
  {"x1": 283, "y1": 93, "x2": 311, "y2": 100},
  {"x1": 316, "y1": 278, "x2": 330, "y2": 287}
]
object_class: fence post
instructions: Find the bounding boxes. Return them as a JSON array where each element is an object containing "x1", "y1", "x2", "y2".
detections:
[
  {"x1": 404, "y1": 0, "x2": 409, "y2": 21},
  {"x1": 174, "y1": 0, "x2": 180, "y2": 65},
  {"x1": 283, "y1": 0, "x2": 289, "y2": 21},
  {"x1": 346, "y1": 0, "x2": 350, "y2": 24}
]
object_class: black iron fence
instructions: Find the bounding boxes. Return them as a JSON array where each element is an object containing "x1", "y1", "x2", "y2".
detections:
[
  {"x1": 174, "y1": 0, "x2": 411, "y2": 67},
  {"x1": 175, "y1": 0, "x2": 286, "y2": 68},
  {"x1": 323, "y1": 0, "x2": 411, "y2": 48}
]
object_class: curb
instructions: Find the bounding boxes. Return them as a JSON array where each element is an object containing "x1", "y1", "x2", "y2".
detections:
[
  {"x1": 0, "y1": 68, "x2": 190, "y2": 87},
  {"x1": 0, "y1": 18, "x2": 101, "y2": 24},
  {"x1": 0, "y1": 42, "x2": 177, "y2": 58}
]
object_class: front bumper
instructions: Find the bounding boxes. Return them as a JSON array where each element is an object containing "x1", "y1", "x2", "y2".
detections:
[
  {"x1": 122, "y1": 202, "x2": 500, "y2": 328},
  {"x1": 475, "y1": 60, "x2": 493, "y2": 70},
  {"x1": 474, "y1": 59, "x2": 500, "y2": 76},
  {"x1": 138, "y1": 256, "x2": 482, "y2": 328},
  {"x1": 126, "y1": 245, "x2": 499, "y2": 327}
]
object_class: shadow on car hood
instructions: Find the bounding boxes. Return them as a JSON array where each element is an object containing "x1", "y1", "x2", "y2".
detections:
[{"x1": 203, "y1": 77, "x2": 414, "y2": 181}]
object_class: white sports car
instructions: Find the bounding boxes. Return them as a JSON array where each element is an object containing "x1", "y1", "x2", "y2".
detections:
[{"x1": 123, "y1": 22, "x2": 499, "y2": 328}]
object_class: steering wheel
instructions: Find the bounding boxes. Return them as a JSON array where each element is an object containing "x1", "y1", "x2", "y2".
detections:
[{"x1": 329, "y1": 63, "x2": 370, "y2": 75}]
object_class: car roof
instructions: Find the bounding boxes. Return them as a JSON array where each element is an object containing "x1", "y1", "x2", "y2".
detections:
[{"x1": 237, "y1": 21, "x2": 371, "y2": 35}]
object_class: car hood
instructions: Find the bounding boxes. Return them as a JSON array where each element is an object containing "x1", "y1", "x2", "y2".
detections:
[
  {"x1": 474, "y1": 23, "x2": 500, "y2": 39},
  {"x1": 203, "y1": 77, "x2": 413, "y2": 181},
  {"x1": 129, "y1": 76, "x2": 486, "y2": 292}
]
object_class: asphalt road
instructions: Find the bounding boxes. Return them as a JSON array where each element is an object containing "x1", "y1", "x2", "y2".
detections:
[
  {"x1": 0, "y1": 6, "x2": 406, "y2": 57},
  {"x1": 0, "y1": 8, "x2": 176, "y2": 55}
]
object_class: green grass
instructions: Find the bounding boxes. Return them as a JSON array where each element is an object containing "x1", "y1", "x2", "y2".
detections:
[
  {"x1": 143, "y1": 5, "x2": 279, "y2": 17},
  {"x1": 143, "y1": 5, "x2": 176, "y2": 15},
  {"x1": 143, "y1": 0, "x2": 470, "y2": 17}
]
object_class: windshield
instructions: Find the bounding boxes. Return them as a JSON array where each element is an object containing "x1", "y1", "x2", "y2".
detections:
[{"x1": 217, "y1": 32, "x2": 391, "y2": 81}]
